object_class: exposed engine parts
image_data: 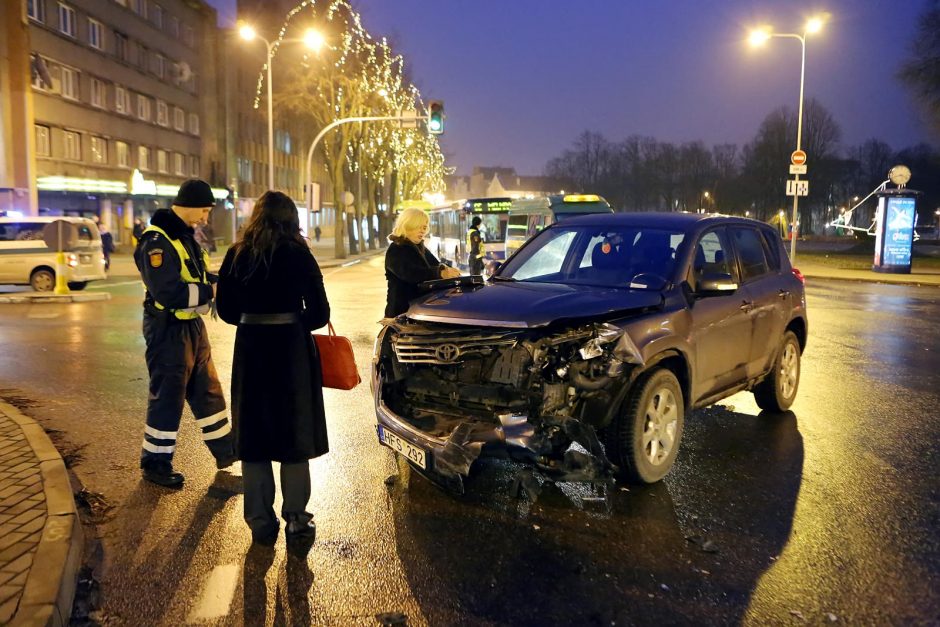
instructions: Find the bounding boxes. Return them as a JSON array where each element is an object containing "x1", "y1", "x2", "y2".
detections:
[{"x1": 377, "y1": 318, "x2": 647, "y2": 484}]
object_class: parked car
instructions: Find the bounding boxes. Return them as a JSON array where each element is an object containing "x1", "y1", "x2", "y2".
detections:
[
  {"x1": 0, "y1": 217, "x2": 107, "y2": 291},
  {"x1": 373, "y1": 212, "x2": 808, "y2": 492}
]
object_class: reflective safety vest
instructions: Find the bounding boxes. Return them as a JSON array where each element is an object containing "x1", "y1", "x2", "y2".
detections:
[
  {"x1": 466, "y1": 227, "x2": 484, "y2": 259},
  {"x1": 142, "y1": 224, "x2": 210, "y2": 320}
]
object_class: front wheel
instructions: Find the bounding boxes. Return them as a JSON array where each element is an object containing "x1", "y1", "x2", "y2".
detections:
[
  {"x1": 603, "y1": 368, "x2": 685, "y2": 484},
  {"x1": 30, "y1": 269, "x2": 55, "y2": 292},
  {"x1": 753, "y1": 330, "x2": 801, "y2": 412}
]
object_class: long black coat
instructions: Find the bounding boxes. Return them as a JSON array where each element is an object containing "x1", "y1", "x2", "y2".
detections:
[
  {"x1": 217, "y1": 240, "x2": 331, "y2": 463},
  {"x1": 385, "y1": 236, "x2": 444, "y2": 317}
]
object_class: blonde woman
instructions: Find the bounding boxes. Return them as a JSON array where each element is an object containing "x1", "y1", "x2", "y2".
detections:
[{"x1": 385, "y1": 208, "x2": 461, "y2": 317}]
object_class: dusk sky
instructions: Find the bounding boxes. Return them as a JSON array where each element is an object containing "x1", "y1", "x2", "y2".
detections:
[{"x1": 210, "y1": 1, "x2": 935, "y2": 176}]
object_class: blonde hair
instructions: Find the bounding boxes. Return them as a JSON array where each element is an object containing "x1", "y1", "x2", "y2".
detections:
[{"x1": 391, "y1": 207, "x2": 429, "y2": 239}]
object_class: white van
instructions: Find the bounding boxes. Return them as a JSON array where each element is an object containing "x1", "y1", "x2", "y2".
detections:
[{"x1": 0, "y1": 217, "x2": 107, "y2": 291}]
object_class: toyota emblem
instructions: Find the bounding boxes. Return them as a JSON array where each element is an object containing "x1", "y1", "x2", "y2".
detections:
[{"x1": 434, "y1": 343, "x2": 460, "y2": 363}]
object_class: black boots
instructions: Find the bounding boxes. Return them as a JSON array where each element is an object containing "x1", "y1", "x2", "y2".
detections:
[{"x1": 141, "y1": 460, "x2": 184, "y2": 488}]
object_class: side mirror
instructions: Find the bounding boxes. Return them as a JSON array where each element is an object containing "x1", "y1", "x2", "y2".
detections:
[{"x1": 696, "y1": 272, "x2": 738, "y2": 296}]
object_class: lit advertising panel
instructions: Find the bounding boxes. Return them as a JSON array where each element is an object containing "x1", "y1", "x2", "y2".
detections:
[{"x1": 882, "y1": 196, "x2": 916, "y2": 267}]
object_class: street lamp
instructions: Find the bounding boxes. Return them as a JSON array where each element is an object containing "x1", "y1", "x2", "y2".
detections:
[
  {"x1": 748, "y1": 14, "x2": 828, "y2": 260},
  {"x1": 239, "y1": 24, "x2": 323, "y2": 192}
]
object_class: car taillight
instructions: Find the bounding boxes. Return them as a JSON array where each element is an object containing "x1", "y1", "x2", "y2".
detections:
[
  {"x1": 791, "y1": 267, "x2": 805, "y2": 284},
  {"x1": 66, "y1": 253, "x2": 79, "y2": 268}
]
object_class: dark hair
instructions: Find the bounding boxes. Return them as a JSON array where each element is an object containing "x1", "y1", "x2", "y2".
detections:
[
  {"x1": 471, "y1": 216, "x2": 482, "y2": 227},
  {"x1": 232, "y1": 190, "x2": 306, "y2": 280}
]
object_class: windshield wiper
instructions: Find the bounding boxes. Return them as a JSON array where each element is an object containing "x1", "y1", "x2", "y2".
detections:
[{"x1": 488, "y1": 275, "x2": 516, "y2": 282}]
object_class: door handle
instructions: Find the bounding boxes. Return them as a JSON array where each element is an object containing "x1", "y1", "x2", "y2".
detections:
[
  {"x1": 740, "y1": 300, "x2": 754, "y2": 313},
  {"x1": 778, "y1": 289, "x2": 790, "y2": 299}
]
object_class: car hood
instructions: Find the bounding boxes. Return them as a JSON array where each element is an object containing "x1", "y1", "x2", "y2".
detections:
[{"x1": 407, "y1": 281, "x2": 663, "y2": 328}]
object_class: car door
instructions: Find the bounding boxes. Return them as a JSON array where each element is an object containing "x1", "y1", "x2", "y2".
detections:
[
  {"x1": 729, "y1": 225, "x2": 788, "y2": 379},
  {"x1": 687, "y1": 228, "x2": 753, "y2": 399}
]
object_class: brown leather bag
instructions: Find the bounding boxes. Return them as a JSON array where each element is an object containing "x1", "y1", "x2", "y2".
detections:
[{"x1": 312, "y1": 322, "x2": 361, "y2": 390}]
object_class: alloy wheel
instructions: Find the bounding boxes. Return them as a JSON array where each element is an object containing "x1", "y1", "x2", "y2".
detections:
[{"x1": 643, "y1": 388, "x2": 679, "y2": 466}]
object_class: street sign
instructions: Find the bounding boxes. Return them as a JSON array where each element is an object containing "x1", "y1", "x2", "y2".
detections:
[
  {"x1": 791, "y1": 150, "x2": 807, "y2": 166},
  {"x1": 789, "y1": 164, "x2": 807, "y2": 175},
  {"x1": 786, "y1": 179, "x2": 809, "y2": 197},
  {"x1": 42, "y1": 220, "x2": 79, "y2": 251}
]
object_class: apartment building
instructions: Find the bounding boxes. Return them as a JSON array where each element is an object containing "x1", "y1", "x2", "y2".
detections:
[{"x1": 23, "y1": 0, "x2": 224, "y2": 242}]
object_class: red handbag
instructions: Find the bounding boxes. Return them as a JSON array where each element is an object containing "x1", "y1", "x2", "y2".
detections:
[{"x1": 313, "y1": 322, "x2": 361, "y2": 390}]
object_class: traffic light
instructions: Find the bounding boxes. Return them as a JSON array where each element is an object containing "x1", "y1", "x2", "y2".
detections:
[{"x1": 427, "y1": 100, "x2": 444, "y2": 135}]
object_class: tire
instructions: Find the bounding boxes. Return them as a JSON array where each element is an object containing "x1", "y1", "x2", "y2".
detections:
[
  {"x1": 753, "y1": 331, "x2": 801, "y2": 412},
  {"x1": 67, "y1": 281, "x2": 88, "y2": 291},
  {"x1": 30, "y1": 269, "x2": 55, "y2": 292},
  {"x1": 603, "y1": 368, "x2": 685, "y2": 484}
]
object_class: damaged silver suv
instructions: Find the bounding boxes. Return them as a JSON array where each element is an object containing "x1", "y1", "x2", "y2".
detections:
[{"x1": 373, "y1": 212, "x2": 807, "y2": 491}]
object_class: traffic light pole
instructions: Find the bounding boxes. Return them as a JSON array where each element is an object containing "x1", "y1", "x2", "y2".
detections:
[{"x1": 303, "y1": 113, "x2": 429, "y2": 256}]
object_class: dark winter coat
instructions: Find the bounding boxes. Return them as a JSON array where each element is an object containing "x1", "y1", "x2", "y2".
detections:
[
  {"x1": 217, "y1": 240, "x2": 331, "y2": 463},
  {"x1": 384, "y1": 236, "x2": 445, "y2": 318}
]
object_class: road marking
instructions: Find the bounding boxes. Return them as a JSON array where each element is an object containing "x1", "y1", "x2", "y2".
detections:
[
  {"x1": 87, "y1": 280, "x2": 142, "y2": 289},
  {"x1": 27, "y1": 312, "x2": 61, "y2": 319},
  {"x1": 186, "y1": 563, "x2": 240, "y2": 623}
]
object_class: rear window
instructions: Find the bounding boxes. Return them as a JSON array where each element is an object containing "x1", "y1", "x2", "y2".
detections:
[
  {"x1": 760, "y1": 229, "x2": 782, "y2": 270},
  {"x1": 730, "y1": 227, "x2": 770, "y2": 281}
]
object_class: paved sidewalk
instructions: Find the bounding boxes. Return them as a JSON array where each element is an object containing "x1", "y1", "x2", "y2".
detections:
[
  {"x1": 796, "y1": 259, "x2": 940, "y2": 287},
  {"x1": 0, "y1": 401, "x2": 82, "y2": 626}
]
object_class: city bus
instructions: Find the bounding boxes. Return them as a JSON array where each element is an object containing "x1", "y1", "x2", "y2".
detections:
[
  {"x1": 426, "y1": 197, "x2": 512, "y2": 269},
  {"x1": 505, "y1": 194, "x2": 613, "y2": 258}
]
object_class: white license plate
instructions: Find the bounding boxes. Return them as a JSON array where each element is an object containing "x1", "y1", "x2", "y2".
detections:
[{"x1": 379, "y1": 426, "x2": 427, "y2": 469}]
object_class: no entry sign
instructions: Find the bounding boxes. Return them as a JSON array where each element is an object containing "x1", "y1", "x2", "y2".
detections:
[{"x1": 791, "y1": 150, "x2": 807, "y2": 166}]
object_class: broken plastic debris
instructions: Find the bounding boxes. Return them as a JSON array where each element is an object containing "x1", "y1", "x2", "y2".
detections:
[
  {"x1": 789, "y1": 610, "x2": 805, "y2": 621},
  {"x1": 826, "y1": 613, "x2": 838, "y2": 622},
  {"x1": 375, "y1": 611, "x2": 408, "y2": 626}
]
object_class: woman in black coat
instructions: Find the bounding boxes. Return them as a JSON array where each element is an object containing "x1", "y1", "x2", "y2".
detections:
[
  {"x1": 217, "y1": 191, "x2": 330, "y2": 545},
  {"x1": 385, "y1": 207, "x2": 461, "y2": 317}
]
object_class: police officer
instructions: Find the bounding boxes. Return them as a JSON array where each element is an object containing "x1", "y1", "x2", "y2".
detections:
[
  {"x1": 467, "y1": 216, "x2": 485, "y2": 275},
  {"x1": 135, "y1": 179, "x2": 236, "y2": 487}
]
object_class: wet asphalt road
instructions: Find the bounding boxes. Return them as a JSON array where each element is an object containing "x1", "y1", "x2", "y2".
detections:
[{"x1": 0, "y1": 260, "x2": 938, "y2": 626}]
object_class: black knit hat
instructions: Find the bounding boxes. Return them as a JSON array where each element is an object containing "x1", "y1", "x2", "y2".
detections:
[
  {"x1": 471, "y1": 216, "x2": 482, "y2": 227},
  {"x1": 172, "y1": 179, "x2": 215, "y2": 208}
]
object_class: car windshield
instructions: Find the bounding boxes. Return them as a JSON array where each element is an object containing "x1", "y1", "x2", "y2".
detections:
[{"x1": 499, "y1": 224, "x2": 686, "y2": 288}]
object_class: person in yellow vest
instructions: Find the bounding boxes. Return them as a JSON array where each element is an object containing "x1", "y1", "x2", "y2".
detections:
[
  {"x1": 466, "y1": 216, "x2": 485, "y2": 275},
  {"x1": 134, "y1": 179, "x2": 236, "y2": 487}
]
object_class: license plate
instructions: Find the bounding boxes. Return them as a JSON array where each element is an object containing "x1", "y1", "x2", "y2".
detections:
[
  {"x1": 378, "y1": 425, "x2": 427, "y2": 469},
  {"x1": 80, "y1": 254, "x2": 92, "y2": 264}
]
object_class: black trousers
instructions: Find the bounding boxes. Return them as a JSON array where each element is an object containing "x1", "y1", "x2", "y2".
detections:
[
  {"x1": 242, "y1": 461, "x2": 312, "y2": 536},
  {"x1": 469, "y1": 255, "x2": 484, "y2": 275},
  {"x1": 141, "y1": 313, "x2": 234, "y2": 467}
]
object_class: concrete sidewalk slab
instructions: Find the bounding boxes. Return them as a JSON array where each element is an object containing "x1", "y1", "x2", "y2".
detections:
[
  {"x1": 797, "y1": 260, "x2": 940, "y2": 287},
  {"x1": 0, "y1": 292, "x2": 112, "y2": 304},
  {"x1": 0, "y1": 401, "x2": 82, "y2": 627}
]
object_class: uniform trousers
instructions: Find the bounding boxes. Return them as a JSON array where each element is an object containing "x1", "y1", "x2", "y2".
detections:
[
  {"x1": 141, "y1": 312, "x2": 234, "y2": 467},
  {"x1": 242, "y1": 461, "x2": 313, "y2": 536}
]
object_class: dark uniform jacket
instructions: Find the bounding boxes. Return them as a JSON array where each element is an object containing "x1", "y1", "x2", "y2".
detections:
[
  {"x1": 134, "y1": 209, "x2": 215, "y2": 313},
  {"x1": 384, "y1": 236, "x2": 444, "y2": 318},
  {"x1": 217, "y1": 240, "x2": 331, "y2": 463}
]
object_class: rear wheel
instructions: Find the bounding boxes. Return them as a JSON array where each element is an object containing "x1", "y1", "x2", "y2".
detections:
[
  {"x1": 603, "y1": 368, "x2": 684, "y2": 484},
  {"x1": 30, "y1": 269, "x2": 55, "y2": 292},
  {"x1": 67, "y1": 281, "x2": 88, "y2": 291},
  {"x1": 753, "y1": 331, "x2": 801, "y2": 411}
]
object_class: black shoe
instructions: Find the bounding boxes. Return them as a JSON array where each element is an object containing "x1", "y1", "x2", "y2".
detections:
[
  {"x1": 285, "y1": 515, "x2": 316, "y2": 540},
  {"x1": 251, "y1": 526, "x2": 278, "y2": 546},
  {"x1": 215, "y1": 453, "x2": 238, "y2": 470},
  {"x1": 142, "y1": 462, "x2": 184, "y2": 488}
]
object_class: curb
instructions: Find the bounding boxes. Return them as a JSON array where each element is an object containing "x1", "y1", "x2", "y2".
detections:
[
  {"x1": 318, "y1": 248, "x2": 385, "y2": 268},
  {"x1": 802, "y1": 271, "x2": 940, "y2": 288},
  {"x1": 0, "y1": 293, "x2": 112, "y2": 304},
  {"x1": 0, "y1": 401, "x2": 83, "y2": 627}
]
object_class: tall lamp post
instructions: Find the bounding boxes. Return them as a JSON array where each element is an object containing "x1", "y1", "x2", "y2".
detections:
[
  {"x1": 749, "y1": 15, "x2": 826, "y2": 260},
  {"x1": 239, "y1": 24, "x2": 324, "y2": 192}
]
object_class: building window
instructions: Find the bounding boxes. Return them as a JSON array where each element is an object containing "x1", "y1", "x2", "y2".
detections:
[
  {"x1": 114, "y1": 32, "x2": 128, "y2": 62},
  {"x1": 173, "y1": 107, "x2": 184, "y2": 131},
  {"x1": 156, "y1": 100, "x2": 169, "y2": 126},
  {"x1": 188, "y1": 113, "x2": 199, "y2": 136},
  {"x1": 137, "y1": 94, "x2": 151, "y2": 121},
  {"x1": 90, "y1": 136, "x2": 107, "y2": 164},
  {"x1": 57, "y1": 3, "x2": 76, "y2": 37},
  {"x1": 116, "y1": 141, "x2": 129, "y2": 168},
  {"x1": 138, "y1": 145, "x2": 150, "y2": 170},
  {"x1": 182, "y1": 24, "x2": 194, "y2": 47},
  {"x1": 88, "y1": 18, "x2": 104, "y2": 50},
  {"x1": 27, "y1": 0, "x2": 45, "y2": 22},
  {"x1": 173, "y1": 153, "x2": 185, "y2": 176},
  {"x1": 151, "y1": 3, "x2": 163, "y2": 28},
  {"x1": 154, "y1": 54, "x2": 166, "y2": 80},
  {"x1": 168, "y1": 15, "x2": 179, "y2": 39},
  {"x1": 157, "y1": 149, "x2": 168, "y2": 173},
  {"x1": 237, "y1": 158, "x2": 253, "y2": 184},
  {"x1": 135, "y1": 44, "x2": 147, "y2": 69},
  {"x1": 132, "y1": 0, "x2": 146, "y2": 18},
  {"x1": 114, "y1": 0, "x2": 127, "y2": 6},
  {"x1": 64, "y1": 130, "x2": 81, "y2": 161},
  {"x1": 59, "y1": 65, "x2": 79, "y2": 100},
  {"x1": 191, "y1": 156, "x2": 199, "y2": 176},
  {"x1": 34, "y1": 125, "x2": 51, "y2": 157},
  {"x1": 114, "y1": 85, "x2": 129, "y2": 114},
  {"x1": 90, "y1": 77, "x2": 106, "y2": 108}
]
